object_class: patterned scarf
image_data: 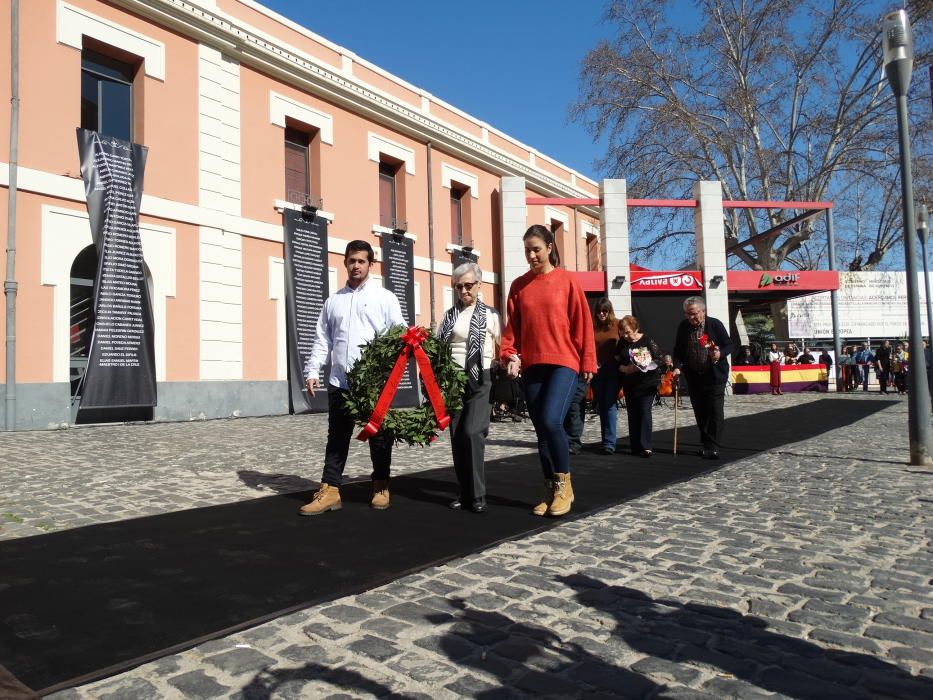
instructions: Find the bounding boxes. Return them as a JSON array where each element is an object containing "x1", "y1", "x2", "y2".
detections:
[{"x1": 439, "y1": 299, "x2": 487, "y2": 385}]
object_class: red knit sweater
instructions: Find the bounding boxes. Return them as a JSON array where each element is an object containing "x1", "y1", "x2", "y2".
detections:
[{"x1": 500, "y1": 268, "x2": 597, "y2": 374}]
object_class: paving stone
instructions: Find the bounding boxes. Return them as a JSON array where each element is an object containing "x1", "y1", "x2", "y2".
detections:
[
  {"x1": 808, "y1": 627, "x2": 883, "y2": 653},
  {"x1": 510, "y1": 668, "x2": 591, "y2": 697},
  {"x1": 787, "y1": 608, "x2": 865, "y2": 633},
  {"x1": 568, "y1": 661, "x2": 656, "y2": 697},
  {"x1": 874, "y1": 612, "x2": 933, "y2": 634},
  {"x1": 167, "y1": 670, "x2": 229, "y2": 699},
  {"x1": 753, "y1": 668, "x2": 867, "y2": 699},
  {"x1": 302, "y1": 622, "x2": 350, "y2": 641},
  {"x1": 346, "y1": 635, "x2": 400, "y2": 662},
  {"x1": 320, "y1": 604, "x2": 372, "y2": 624},
  {"x1": 443, "y1": 673, "x2": 506, "y2": 697},
  {"x1": 802, "y1": 598, "x2": 872, "y2": 621},
  {"x1": 888, "y1": 645, "x2": 933, "y2": 665},
  {"x1": 278, "y1": 643, "x2": 335, "y2": 665},
  {"x1": 860, "y1": 668, "x2": 933, "y2": 700},
  {"x1": 385, "y1": 601, "x2": 453, "y2": 625},
  {"x1": 864, "y1": 625, "x2": 933, "y2": 647},
  {"x1": 630, "y1": 655, "x2": 701, "y2": 685},
  {"x1": 90, "y1": 678, "x2": 162, "y2": 700},
  {"x1": 204, "y1": 647, "x2": 276, "y2": 676},
  {"x1": 413, "y1": 632, "x2": 475, "y2": 661}
]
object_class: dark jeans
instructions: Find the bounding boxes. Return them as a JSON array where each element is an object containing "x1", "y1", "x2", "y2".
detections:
[
  {"x1": 625, "y1": 393, "x2": 655, "y2": 453},
  {"x1": 523, "y1": 365, "x2": 579, "y2": 477},
  {"x1": 450, "y1": 371, "x2": 492, "y2": 505},
  {"x1": 321, "y1": 387, "x2": 392, "y2": 487},
  {"x1": 592, "y1": 365, "x2": 620, "y2": 450},
  {"x1": 562, "y1": 374, "x2": 588, "y2": 450},
  {"x1": 685, "y1": 378, "x2": 726, "y2": 450},
  {"x1": 878, "y1": 369, "x2": 891, "y2": 392}
]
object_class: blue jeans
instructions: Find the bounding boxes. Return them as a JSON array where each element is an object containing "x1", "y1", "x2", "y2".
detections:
[
  {"x1": 591, "y1": 365, "x2": 620, "y2": 450},
  {"x1": 562, "y1": 374, "x2": 588, "y2": 450},
  {"x1": 522, "y1": 365, "x2": 579, "y2": 477}
]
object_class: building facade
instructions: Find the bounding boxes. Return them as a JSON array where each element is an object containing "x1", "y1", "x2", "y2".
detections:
[{"x1": 0, "y1": 0, "x2": 607, "y2": 429}]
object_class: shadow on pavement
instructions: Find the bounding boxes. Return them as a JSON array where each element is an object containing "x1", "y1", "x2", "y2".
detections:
[
  {"x1": 236, "y1": 470, "x2": 316, "y2": 495},
  {"x1": 559, "y1": 573, "x2": 933, "y2": 700}
]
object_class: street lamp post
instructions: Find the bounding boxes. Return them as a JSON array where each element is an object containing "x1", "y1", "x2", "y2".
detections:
[{"x1": 883, "y1": 9, "x2": 933, "y2": 466}]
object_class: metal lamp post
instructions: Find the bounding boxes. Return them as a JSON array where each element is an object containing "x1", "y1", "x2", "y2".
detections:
[{"x1": 883, "y1": 9, "x2": 933, "y2": 466}]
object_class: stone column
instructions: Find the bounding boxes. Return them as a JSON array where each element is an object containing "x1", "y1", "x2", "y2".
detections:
[
  {"x1": 600, "y1": 179, "x2": 631, "y2": 317},
  {"x1": 693, "y1": 181, "x2": 729, "y2": 324},
  {"x1": 499, "y1": 176, "x2": 528, "y2": 321}
]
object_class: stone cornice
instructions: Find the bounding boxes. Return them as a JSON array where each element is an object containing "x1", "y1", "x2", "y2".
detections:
[{"x1": 109, "y1": 0, "x2": 600, "y2": 215}]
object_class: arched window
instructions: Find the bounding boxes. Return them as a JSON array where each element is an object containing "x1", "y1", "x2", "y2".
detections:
[
  {"x1": 69, "y1": 245, "x2": 154, "y2": 402},
  {"x1": 69, "y1": 245, "x2": 98, "y2": 398}
]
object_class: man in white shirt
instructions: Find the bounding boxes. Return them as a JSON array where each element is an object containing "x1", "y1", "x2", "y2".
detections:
[{"x1": 300, "y1": 240, "x2": 405, "y2": 516}]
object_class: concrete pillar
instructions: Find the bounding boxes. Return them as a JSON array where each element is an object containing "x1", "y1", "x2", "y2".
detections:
[
  {"x1": 600, "y1": 179, "x2": 632, "y2": 317},
  {"x1": 693, "y1": 181, "x2": 729, "y2": 324},
  {"x1": 499, "y1": 176, "x2": 528, "y2": 321}
]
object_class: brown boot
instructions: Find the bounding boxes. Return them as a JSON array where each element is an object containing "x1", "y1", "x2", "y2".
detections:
[
  {"x1": 548, "y1": 472, "x2": 574, "y2": 517},
  {"x1": 532, "y1": 479, "x2": 554, "y2": 516},
  {"x1": 299, "y1": 483, "x2": 341, "y2": 516},
  {"x1": 370, "y1": 480, "x2": 390, "y2": 510}
]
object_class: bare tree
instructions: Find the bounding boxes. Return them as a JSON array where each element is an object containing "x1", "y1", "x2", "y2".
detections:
[{"x1": 574, "y1": 0, "x2": 932, "y2": 271}]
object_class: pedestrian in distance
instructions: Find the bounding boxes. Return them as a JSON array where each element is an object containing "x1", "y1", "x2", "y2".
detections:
[
  {"x1": 766, "y1": 342, "x2": 783, "y2": 395},
  {"x1": 671, "y1": 297, "x2": 733, "y2": 460},
  {"x1": 437, "y1": 261, "x2": 501, "y2": 514},
  {"x1": 733, "y1": 345, "x2": 754, "y2": 366},
  {"x1": 616, "y1": 315, "x2": 662, "y2": 458},
  {"x1": 501, "y1": 224, "x2": 596, "y2": 517},
  {"x1": 300, "y1": 240, "x2": 405, "y2": 516},
  {"x1": 875, "y1": 340, "x2": 892, "y2": 394},
  {"x1": 591, "y1": 298, "x2": 622, "y2": 454},
  {"x1": 854, "y1": 343, "x2": 874, "y2": 391},
  {"x1": 819, "y1": 348, "x2": 833, "y2": 389}
]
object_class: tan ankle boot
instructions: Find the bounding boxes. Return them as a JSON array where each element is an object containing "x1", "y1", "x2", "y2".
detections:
[
  {"x1": 548, "y1": 473, "x2": 574, "y2": 517},
  {"x1": 370, "y1": 480, "x2": 390, "y2": 509},
  {"x1": 532, "y1": 479, "x2": 554, "y2": 516},
  {"x1": 299, "y1": 483, "x2": 342, "y2": 516}
]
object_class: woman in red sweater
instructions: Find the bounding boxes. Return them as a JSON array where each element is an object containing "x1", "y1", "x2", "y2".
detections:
[{"x1": 501, "y1": 225, "x2": 597, "y2": 517}]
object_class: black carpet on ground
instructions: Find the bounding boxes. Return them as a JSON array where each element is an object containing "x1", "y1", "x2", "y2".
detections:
[{"x1": 0, "y1": 399, "x2": 891, "y2": 693}]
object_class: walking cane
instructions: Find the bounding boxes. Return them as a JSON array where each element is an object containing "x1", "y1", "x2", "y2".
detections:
[{"x1": 673, "y1": 381, "x2": 679, "y2": 455}]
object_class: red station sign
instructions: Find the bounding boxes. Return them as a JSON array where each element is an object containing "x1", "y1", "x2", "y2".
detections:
[
  {"x1": 727, "y1": 270, "x2": 839, "y2": 292},
  {"x1": 630, "y1": 270, "x2": 704, "y2": 292}
]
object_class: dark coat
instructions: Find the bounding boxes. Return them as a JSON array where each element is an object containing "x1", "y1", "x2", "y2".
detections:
[{"x1": 672, "y1": 315, "x2": 734, "y2": 386}]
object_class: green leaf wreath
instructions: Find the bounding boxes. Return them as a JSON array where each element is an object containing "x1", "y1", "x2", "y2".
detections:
[{"x1": 344, "y1": 325, "x2": 467, "y2": 446}]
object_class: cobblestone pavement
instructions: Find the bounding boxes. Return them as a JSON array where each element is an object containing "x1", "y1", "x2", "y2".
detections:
[{"x1": 1, "y1": 392, "x2": 931, "y2": 699}]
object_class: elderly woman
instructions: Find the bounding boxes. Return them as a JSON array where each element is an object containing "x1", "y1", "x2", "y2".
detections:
[{"x1": 437, "y1": 261, "x2": 501, "y2": 513}]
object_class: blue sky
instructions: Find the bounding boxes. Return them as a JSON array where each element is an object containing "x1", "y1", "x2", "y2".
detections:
[{"x1": 260, "y1": 0, "x2": 613, "y2": 181}]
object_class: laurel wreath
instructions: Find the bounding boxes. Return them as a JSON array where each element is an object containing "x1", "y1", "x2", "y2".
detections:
[{"x1": 344, "y1": 325, "x2": 467, "y2": 446}]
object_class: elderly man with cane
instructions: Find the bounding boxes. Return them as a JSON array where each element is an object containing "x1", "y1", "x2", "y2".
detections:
[{"x1": 671, "y1": 297, "x2": 733, "y2": 460}]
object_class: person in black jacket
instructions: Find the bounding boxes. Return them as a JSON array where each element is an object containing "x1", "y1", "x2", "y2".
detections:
[
  {"x1": 671, "y1": 296, "x2": 734, "y2": 460},
  {"x1": 617, "y1": 315, "x2": 663, "y2": 457}
]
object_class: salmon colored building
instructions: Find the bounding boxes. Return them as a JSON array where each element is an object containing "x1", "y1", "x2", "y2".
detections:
[{"x1": 0, "y1": 0, "x2": 605, "y2": 429}]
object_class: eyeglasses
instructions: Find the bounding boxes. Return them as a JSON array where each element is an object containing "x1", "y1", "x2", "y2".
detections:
[
  {"x1": 597, "y1": 310, "x2": 610, "y2": 315},
  {"x1": 455, "y1": 281, "x2": 478, "y2": 291}
]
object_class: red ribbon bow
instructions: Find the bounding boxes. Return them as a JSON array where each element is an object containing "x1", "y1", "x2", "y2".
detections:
[{"x1": 356, "y1": 326, "x2": 452, "y2": 441}]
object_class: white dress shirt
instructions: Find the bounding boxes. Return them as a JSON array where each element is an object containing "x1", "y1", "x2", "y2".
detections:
[{"x1": 304, "y1": 278, "x2": 405, "y2": 389}]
